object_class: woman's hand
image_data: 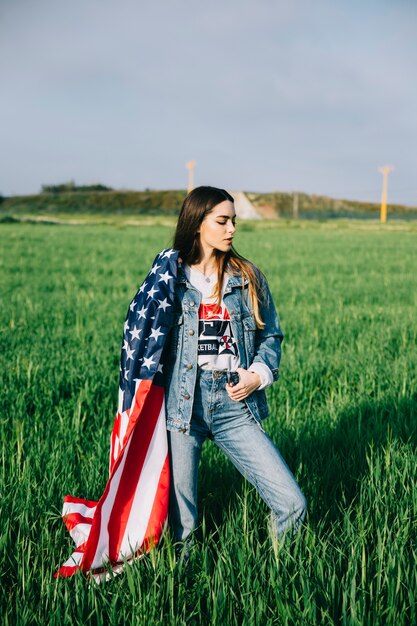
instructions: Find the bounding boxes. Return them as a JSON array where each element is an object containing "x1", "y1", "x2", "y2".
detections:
[{"x1": 225, "y1": 367, "x2": 261, "y2": 402}]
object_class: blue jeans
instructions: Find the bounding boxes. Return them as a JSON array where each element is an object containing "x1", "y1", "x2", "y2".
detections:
[{"x1": 167, "y1": 369, "x2": 307, "y2": 542}]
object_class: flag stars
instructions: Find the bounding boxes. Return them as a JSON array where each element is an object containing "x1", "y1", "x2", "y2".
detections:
[
  {"x1": 125, "y1": 347, "x2": 135, "y2": 361},
  {"x1": 150, "y1": 263, "x2": 161, "y2": 275},
  {"x1": 129, "y1": 326, "x2": 142, "y2": 341},
  {"x1": 162, "y1": 249, "x2": 176, "y2": 259},
  {"x1": 119, "y1": 252, "x2": 178, "y2": 388},
  {"x1": 147, "y1": 285, "x2": 158, "y2": 299},
  {"x1": 137, "y1": 305, "x2": 147, "y2": 320},
  {"x1": 142, "y1": 356, "x2": 156, "y2": 370},
  {"x1": 150, "y1": 326, "x2": 164, "y2": 342},
  {"x1": 157, "y1": 298, "x2": 172, "y2": 312},
  {"x1": 158, "y1": 270, "x2": 172, "y2": 284}
]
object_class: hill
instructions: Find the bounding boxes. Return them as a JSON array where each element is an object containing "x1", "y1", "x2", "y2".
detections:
[
  {"x1": 248, "y1": 191, "x2": 417, "y2": 220},
  {"x1": 1, "y1": 188, "x2": 416, "y2": 219}
]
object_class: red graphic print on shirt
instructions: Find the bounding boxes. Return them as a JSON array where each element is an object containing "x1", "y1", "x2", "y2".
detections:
[{"x1": 197, "y1": 303, "x2": 238, "y2": 357}]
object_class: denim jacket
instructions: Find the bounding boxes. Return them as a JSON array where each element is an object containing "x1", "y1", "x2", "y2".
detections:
[{"x1": 164, "y1": 262, "x2": 284, "y2": 433}]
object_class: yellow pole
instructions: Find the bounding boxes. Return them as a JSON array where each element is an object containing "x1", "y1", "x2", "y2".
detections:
[
  {"x1": 186, "y1": 160, "x2": 196, "y2": 193},
  {"x1": 378, "y1": 165, "x2": 394, "y2": 224}
]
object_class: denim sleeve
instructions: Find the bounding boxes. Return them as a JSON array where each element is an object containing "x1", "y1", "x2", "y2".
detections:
[{"x1": 251, "y1": 273, "x2": 284, "y2": 383}]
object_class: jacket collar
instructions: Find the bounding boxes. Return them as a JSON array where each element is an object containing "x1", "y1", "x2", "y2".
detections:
[{"x1": 176, "y1": 262, "x2": 248, "y2": 290}]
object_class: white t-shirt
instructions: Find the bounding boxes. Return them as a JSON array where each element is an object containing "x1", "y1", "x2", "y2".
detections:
[{"x1": 183, "y1": 263, "x2": 273, "y2": 390}]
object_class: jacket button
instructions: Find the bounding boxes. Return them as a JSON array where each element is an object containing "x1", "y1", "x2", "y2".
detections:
[
  {"x1": 188, "y1": 329, "x2": 194, "y2": 336},
  {"x1": 189, "y1": 301, "x2": 195, "y2": 307},
  {"x1": 184, "y1": 393, "x2": 190, "y2": 399},
  {"x1": 180, "y1": 427, "x2": 187, "y2": 433},
  {"x1": 187, "y1": 364, "x2": 193, "y2": 369}
]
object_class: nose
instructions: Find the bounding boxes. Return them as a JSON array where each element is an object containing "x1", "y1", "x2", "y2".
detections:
[{"x1": 228, "y1": 220, "x2": 236, "y2": 234}]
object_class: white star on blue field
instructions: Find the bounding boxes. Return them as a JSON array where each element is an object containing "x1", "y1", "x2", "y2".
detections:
[{"x1": 119, "y1": 248, "x2": 178, "y2": 408}]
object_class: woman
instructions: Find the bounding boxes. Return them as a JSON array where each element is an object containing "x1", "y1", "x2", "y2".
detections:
[
  {"x1": 55, "y1": 185, "x2": 306, "y2": 580},
  {"x1": 164, "y1": 186, "x2": 306, "y2": 546}
]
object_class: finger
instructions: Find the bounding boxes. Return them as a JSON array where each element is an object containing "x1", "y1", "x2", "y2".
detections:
[
  {"x1": 229, "y1": 382, "x2": 246, "y2": 392},
  {"x1": 228, "y1": 390, "x2": 247, "y2": 400},
  {"x1": 226, "y1": 388, "x2": 244, "y2": 400},
  {"x1": 230, "y1": 385, "x2": 248, "y2": 394}
]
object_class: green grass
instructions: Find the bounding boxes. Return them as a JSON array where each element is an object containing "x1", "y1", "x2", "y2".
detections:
[{"x1": 1, "y1": 221, "x2": 416, "y2": 625}]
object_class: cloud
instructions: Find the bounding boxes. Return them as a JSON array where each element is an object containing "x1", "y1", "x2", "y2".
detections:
[{"x1": 1, "y1": 0, "x2": 416, "y2": 203}]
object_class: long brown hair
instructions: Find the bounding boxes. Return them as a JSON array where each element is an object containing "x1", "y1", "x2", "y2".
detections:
[{"x1": 172, "y1": 186, "x2": 265, "y2": 329}]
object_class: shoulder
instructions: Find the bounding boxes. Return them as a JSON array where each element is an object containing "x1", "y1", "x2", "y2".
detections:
[
  {"x1": 149, "y1": 248, "x2": 181, "y2": 272},
  {"x1": 155, "y1": 248, "x2": 179, "y2": 262},
  {"x1": 227, "y1": 258, "x2": 267, "y2": 287}
]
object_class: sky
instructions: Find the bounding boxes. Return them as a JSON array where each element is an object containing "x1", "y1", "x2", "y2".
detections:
[{"x1": 1, "y1": 0, "x2": 416, "y2": 205}]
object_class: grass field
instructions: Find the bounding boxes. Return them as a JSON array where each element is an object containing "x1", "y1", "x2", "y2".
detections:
[{"x1": 1, "y1": 220, "x2": 416, "y2": 625}]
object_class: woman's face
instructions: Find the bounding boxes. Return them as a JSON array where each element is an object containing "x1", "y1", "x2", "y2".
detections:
[{"x1": 198, "y1": 200, "x2": 236, "y2": 256}]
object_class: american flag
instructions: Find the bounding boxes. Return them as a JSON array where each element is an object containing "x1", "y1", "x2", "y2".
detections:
[{"x1": 55, "y1": 248, "x2": 179, "y2": 581}]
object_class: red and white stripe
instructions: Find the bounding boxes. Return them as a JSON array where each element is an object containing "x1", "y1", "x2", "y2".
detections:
[{"x1": 55, "y1": 379, "x2": 169, "y2": 580}]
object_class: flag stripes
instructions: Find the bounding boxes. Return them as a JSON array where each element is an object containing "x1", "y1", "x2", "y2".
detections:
[{"x1": 55, "y1": 249, "x2": 179, "y2": 580}]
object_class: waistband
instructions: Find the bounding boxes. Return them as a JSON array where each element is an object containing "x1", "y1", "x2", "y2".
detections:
[{"x1": 196, "y1": 368, "x2": 240, "y2": 384}]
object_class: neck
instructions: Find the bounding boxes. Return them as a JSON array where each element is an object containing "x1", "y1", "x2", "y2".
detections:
[{"x1": 191, "y1": 250, "x2": 217, "y2": 274}]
